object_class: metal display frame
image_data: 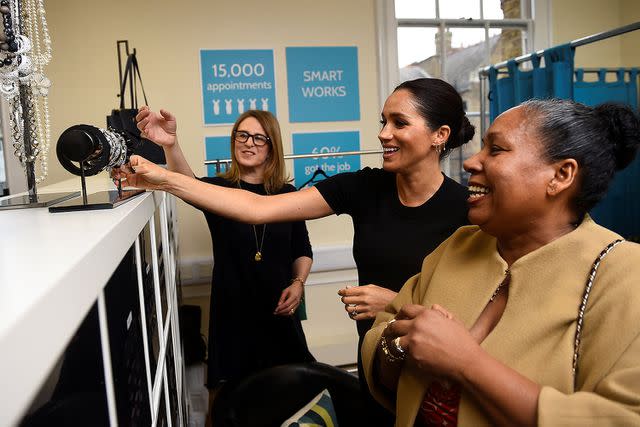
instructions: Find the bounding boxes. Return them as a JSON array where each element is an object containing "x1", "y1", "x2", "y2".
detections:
[{"x1": 205, "y1": 148, "x2": 384, "y2": 173}]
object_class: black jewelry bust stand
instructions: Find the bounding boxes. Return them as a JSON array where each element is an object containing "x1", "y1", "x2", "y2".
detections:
[{"x1": 49, "y1": 161, "x2": 144, "y2": 213}]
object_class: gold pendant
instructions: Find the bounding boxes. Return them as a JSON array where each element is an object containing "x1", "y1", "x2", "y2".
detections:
[{"x1": 254, "y1": 251, "x2": 262, "y2": 262}]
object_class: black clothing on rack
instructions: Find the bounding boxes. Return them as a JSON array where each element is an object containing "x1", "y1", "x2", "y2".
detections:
[{"x1": 297, "y1": 167, "x2": 330, "y2": 190}]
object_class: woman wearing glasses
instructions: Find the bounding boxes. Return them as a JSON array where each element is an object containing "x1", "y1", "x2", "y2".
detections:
[{"x1": 135, "y1": 106, "x2": 315, "y2": 389}]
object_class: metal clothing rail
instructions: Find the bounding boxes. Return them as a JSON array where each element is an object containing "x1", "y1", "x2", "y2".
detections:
[
  {"x1": 478, "y1": 22, "x2": 640, "y2": 135},
  {"x1": 478, "y1": 22, "x2": 640, "y2": 76},
  {"x1": 205, "y1": 148, "x2": 384, "y2": 173}
]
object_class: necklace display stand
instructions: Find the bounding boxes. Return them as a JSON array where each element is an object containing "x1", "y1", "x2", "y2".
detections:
[{"x1": 48, "y1": 162, "x2": 144, "y2": 213}]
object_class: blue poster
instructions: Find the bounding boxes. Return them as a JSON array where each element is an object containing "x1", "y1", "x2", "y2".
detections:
[
  {"x1": 286, "y1": 46, "x2": 360, "y2": 122},
  {"x1": 204, "y1": 136, "x2": 231, "y2": 177},
  {"x1": 292, "y1": 131, "x2": 360, "y2": 188},
  {"x1": 200, "y1": 49, "x2": 276, "y2": 125}
]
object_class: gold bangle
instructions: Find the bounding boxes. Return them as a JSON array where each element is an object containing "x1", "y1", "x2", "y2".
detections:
[{"x1": 290, "y1": 277, "x2": 305, "y2": 286}]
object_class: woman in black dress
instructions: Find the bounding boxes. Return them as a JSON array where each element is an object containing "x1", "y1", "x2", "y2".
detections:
[{"x1": 134, "y1": 107, "x2": 315, "y2": 387}]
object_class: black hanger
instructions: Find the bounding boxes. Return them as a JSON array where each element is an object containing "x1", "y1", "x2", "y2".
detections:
[{"x1": 297, "y1": 167, "x2": 329, "y2": 190}]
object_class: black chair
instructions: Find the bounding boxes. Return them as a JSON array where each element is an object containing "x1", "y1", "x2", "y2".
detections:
[{"x1": 211, "y1": 362, "x2": 366, "y2": 427}]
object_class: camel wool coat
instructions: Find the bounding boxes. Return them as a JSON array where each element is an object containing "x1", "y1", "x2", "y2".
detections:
[{"x1": 362, "y1": 216, "x2": 640, "y2": 426}]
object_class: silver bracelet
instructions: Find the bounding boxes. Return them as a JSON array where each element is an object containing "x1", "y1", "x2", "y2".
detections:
[
  {"x1": 393, "y1": 337, "x2": 405, "y2": 356},
  {"x1": 380, "y1": 318, "x2": 406, "y2": 363}
]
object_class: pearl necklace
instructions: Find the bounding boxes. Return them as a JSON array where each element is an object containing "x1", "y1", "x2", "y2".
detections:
[
  {"x1": 0, "y1": 0, "x2": 51, "y2": 183},
  {"x1": 23, "y1": 0, "x2": 51, "y2": 183}
]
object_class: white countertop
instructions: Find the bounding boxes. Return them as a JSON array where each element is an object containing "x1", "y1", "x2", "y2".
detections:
[{"x1": 0, "y1": 175, "x2": 162, "y2": 426}]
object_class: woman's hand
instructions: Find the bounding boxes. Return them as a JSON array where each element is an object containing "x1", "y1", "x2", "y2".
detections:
[
  {"x1": 136, "y1": 106, "x2": 177, "y2": 147},
  {"x1": 112, "y1": 155, "x2": 171, "y2": 190},
  {"x1": 392, "y1": 304, "x2": 481, "y2": 383},
  {"x1": 338, "y1": 284, "x2": 397, "y2": 321},
  {"x1": 274, "y1": 280, "x2": 304, "y2": 317}
]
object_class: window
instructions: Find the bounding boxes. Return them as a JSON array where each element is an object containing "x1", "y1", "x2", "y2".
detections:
[{"x1": 377, "y1": 0, "x2": 537, "y2": 184}]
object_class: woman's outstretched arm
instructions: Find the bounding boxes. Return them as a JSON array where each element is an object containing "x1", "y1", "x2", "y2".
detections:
[{"x1": 119, "y1": 155, "x2": 334, "y2": 223}]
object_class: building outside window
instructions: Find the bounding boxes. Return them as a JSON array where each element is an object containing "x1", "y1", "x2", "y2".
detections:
[{"x1": 382, "y1": 0, "x2": 535, "y2": 184}]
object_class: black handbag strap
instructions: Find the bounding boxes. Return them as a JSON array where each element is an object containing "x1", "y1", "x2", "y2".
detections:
[
  {"x1": 572, "y1": 238, "x2": 624, "y2": 390},
  {"x1": 119, "y1": 52, "x2": 148, "y2": 109}
]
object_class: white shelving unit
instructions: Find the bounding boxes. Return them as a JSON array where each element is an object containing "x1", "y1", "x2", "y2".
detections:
[{"x1": 0, "y1": 176, "x2": 186, "y2": 426}]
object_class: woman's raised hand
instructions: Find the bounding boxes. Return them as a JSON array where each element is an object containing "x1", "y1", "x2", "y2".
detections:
[
  {"x1": 136, "y1": 106, "x2": 178, "y2": 147},
  {"x1": 338, "y1": 284, "x2": 397, "y2": 321},
  {"x1": 395, "y1": 304, "x2": 480, "y2": 382}
]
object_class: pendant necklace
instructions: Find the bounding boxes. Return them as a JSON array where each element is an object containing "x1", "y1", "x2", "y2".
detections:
[
  {"x1": 252, "y1": 222, "x2": 266, "y2": 261},
  {"x1": 238, "y1": 180, "x2": 266, "y2": 261}
]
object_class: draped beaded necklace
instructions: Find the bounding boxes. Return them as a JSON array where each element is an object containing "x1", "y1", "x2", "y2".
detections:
[{"x1": 0, "y1": 0, "x2": 52, "y2": 183}]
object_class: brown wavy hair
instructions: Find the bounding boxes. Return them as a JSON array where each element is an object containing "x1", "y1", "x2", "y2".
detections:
[{"x1": 219, "y1": 110, "x2": 289, "y2": 194}]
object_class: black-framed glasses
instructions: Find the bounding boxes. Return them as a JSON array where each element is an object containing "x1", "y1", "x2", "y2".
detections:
[{"x1": 234, "y1": 130, "x2": 271, "y2": 147}]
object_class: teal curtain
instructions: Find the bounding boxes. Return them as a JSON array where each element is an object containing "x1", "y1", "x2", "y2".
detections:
[
  {"x1": 574, "y1": 68, "x2": 638, "y2": 109},
  {"x1": 574, "y1": 68, "x2": 640, "y2": 239},
  {"x1": 489, "y1": 44, "x2": 574, "y2": 121}
]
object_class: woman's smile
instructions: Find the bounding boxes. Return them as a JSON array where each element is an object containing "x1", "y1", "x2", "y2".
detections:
[
  {"x1": 467, "y1": 183, "x2": 490, "y2": 203},
  {"x1": 382, "y1": 145, "x2": 399, "y2": 160}
]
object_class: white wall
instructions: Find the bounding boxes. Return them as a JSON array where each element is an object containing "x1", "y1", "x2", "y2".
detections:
[{"x1": 551, "y1": 0, "x2": 640, "y2": 68}]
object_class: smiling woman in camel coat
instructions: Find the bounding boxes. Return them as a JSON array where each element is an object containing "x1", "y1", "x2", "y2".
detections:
[{"x1": 362, "y1": 217, "x2": 640, "y2": 426}]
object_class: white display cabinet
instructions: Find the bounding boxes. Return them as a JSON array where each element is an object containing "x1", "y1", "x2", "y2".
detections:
[{"x1": 0, "y1": 176, "x2": 186, "y2": 427}]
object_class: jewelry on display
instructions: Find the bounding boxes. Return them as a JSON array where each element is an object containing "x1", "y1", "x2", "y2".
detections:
[
  {"x1": 0, "y1": 0, "x2": 52, "y2": 183},
  {"x1": 238, "y1": 181, "x2": 266, "y2": 261}
]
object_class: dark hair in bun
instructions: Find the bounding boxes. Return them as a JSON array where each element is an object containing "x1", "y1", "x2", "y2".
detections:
[
  {"x1": 594, "y1": 103, "x2": 640, "y2": 171},
  {"x1": 394, "y1": 78, "x2": 475, "y2": 159},
  {"x1": 522, "y1": 98, "x2": 640, "y2": 214}
]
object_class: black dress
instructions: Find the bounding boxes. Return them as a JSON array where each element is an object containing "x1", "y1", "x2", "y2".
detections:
[
  {"x1": 314, "y1": 167, "x2": 469, "y2": 426},
  {"x1": 198, "y1": 177, "x2": 315, "y2": 388},
  {"x1": 315, "y1": 167, "x2": 469, "y2": 336}
]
